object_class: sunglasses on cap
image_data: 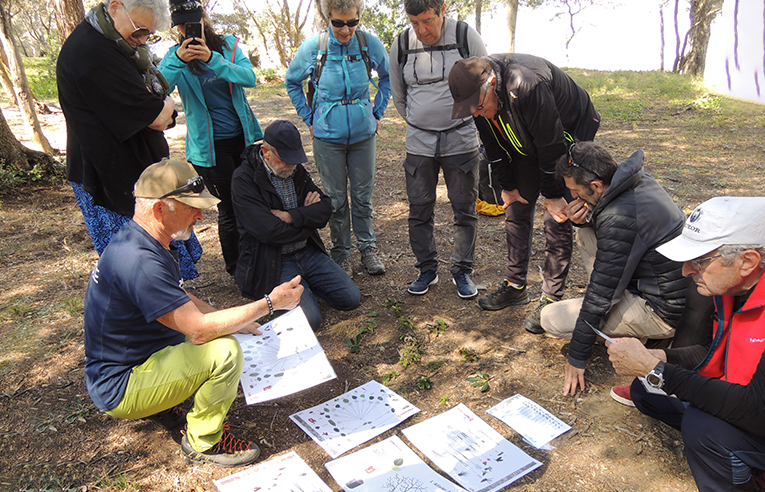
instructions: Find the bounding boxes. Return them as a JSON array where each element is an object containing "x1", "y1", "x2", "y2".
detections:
[
  {"x1": 159, "y1": 176, "x2": 205, "y2": 199},
  {"x1": 330, "y1": 18, "x2": 359, "y2": 28},
  {"x1": 170, "y1": 0, "x2": 203, "y2": 13},
  {"x1": 567, "y1": 143, "x2": 604, "y2": 181},
  {"x1": 120, "y1": 2, "x2": 161, "y2": 44}
]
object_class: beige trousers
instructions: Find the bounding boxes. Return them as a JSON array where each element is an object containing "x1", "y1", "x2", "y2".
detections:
[{"x1": 540, "y1": 228, "x2": 675, "y2": 341}]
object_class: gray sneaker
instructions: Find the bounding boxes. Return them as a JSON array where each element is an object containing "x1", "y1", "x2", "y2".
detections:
[
  {"x1": 361, "y1": 247, "x2": 385, "y2": 275},
  {"x1": 523, "y1": 295, "x2": 556, "y2": 334},
  {"x1": 337, "y1": 257, "x2": 353, "y2": 277}
]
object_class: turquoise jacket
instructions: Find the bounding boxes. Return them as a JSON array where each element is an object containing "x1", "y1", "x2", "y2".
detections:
[
  {"x1": 159, "y1": 34, "x2": 263, "y2": 167},
  {"x1": 284, "y1": 29, "x2": 390, "y2": 145}
]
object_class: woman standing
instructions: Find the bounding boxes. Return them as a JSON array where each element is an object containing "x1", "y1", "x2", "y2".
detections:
[
  {"x1": 285, "y1": 0, "x2": 390, "y2": 276},
  {"x1": 159, "y1": 0, "x2": 263, "y2": 276}
]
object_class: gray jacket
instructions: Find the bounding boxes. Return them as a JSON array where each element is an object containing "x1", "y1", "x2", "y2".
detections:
[{"x1": 390, "y1": 17, "x2": 487, "y2": 157}]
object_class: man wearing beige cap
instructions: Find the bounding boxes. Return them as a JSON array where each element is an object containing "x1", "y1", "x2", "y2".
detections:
[
  {"x1": 606, "y1": 196, "x2": 765, "y2": 492},
  {"x1": 449, "y1": 54, "x2": 600, "y2": 331},
  {"x1": 84, "y1": 159, "x2": 303, "y2": 467}
]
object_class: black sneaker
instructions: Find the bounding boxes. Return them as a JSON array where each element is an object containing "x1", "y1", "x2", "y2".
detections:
[
  {"x1": 523, "y1": 295, "x2": 556, "y2": 334},
  {"x1": 478, "y1": 280, "x2": 529, "y2": 310},
  {"x1": 145, "y1": 405, "x2": 186, "y2": 432},
  {"x1": 181, "y1": 425, "x2": 261, "y2": 467}
]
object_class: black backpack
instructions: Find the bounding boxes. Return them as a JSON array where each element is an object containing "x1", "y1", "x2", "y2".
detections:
[
  {"x1": 306, "y1": 29, "x2": 373, "y2": 109},
  {"x1": 395, "y1": 20, "x2": 470, "y2": 87}
]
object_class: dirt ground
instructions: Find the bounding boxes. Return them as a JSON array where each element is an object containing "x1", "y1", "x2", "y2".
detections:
[{"x1": 0, "y1": 79, "x2": 762, "y2": 492}]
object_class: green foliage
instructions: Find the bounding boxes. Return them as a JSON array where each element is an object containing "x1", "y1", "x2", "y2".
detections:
[
  {"x1": 416, "y1": 376, "x2": 432, "y2": 390},
  {"x1": 459, "y1": 347, "x2": 480, "y2": 363},
  {"x1": 425, "y1": 318, "x2": 448, "y2": 337},
  {"x1": 427, "y1": 360, "x2": 444, "y2": 372},
  {"x1": 383, "y1": 298, "x2": 403, "y2": 317},
  {"x1": 398, "y1": 348, "x2": 422, "y2": 367},
  {"x1": 382, "y1": 371, "x2": 399, "y2": 383},
  {"x1": 256, "y1": 67, "x2": 282, "y2": 83},
  {"x1": 438, "y1": 395, "x2": 449, "y2": 406},
  {"x1": 23, "y1": 56, "x2": 59, "y2": 101},
  {"x1": 466, "y1": 370, "x2": 491, "y2": 393},
  {"x1": 342, "y1": 311, "x2": 379, "y2": 353}
]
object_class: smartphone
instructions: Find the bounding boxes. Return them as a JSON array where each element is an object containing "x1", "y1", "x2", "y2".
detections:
[{"x1": 185, "y1": 22, "x2": 202, "y2": 45}]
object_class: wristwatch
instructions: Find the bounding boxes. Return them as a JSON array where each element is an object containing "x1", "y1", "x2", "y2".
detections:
[{"x1": 645, "y1": 361, "x2": 666, "y2": 389}]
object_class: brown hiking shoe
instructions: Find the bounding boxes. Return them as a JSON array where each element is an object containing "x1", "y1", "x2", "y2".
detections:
[
  {"x1": 523, "y1": 296, "x2": 556, "y2": 334},
  {"x1": 478, "y1": 280, "x2": 529, "y2": 311},
  {"x1": 361, "y1": 247, "x2": 385, "y2": 275},
  {"x1": 181, "y1": 425, "x2": 260, "y2": 468}
]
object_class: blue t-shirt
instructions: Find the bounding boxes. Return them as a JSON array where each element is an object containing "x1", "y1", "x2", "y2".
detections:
[
  {"x1": 197, "y1": 64, "x2": 243, "y2": 139},
  {"x1": 83, "y1": 220, "x2": 190, "y2": 411}
]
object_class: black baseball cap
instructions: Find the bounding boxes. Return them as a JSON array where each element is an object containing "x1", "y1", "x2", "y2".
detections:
[
  {"x1": 449, "y1": 57, "x2": 492, "y2": 119},
  {"x1": 263, "y1": 120, "x2": 307, "y2": 165},
  {"x1": 170, "y1": 0, "x2": 203, "y2": 27}
]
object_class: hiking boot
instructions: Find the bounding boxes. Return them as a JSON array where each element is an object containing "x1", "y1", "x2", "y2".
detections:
[
  {"x1": 361, "y1": 247, "x2": 386, "y2": 275},
  {"x1": 408, "y1": 270, "x2": 438, "y2": 295},
  {"x1": 144, "y1": 405, "x2": 186, "y2": 432},
  {"x1": 337, "y1": 257, "x2": 353, "y2": 277},
  {"x1": 181, "y1": 425, "x2": 260, "y2": 468},
  {"x1": 523, "y1": 295, "x2": 556, "y2": 334},
  {"x1": 478, "y1": 280, "x2": 529, "y2": 311},
  {"x1": 452, "y1": 270, "x2": 478, "y2": 299},
  {"x1": 610, "y1": 385, "x2": 635, "y2": 407}
]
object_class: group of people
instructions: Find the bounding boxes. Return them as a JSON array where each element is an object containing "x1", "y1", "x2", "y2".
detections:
[{"x1": 56, "y1": 0, "x2": 764, "y2": 488}]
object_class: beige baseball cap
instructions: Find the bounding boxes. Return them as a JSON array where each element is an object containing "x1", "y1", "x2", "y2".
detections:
[{"x1": 133, "y1": 159, "x2": 220, "y2": 209}]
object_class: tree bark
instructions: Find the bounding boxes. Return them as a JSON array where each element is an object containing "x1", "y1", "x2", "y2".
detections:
[
  {"x1": 0, "y1": 0, "x2": 55, "y2": 154},
  {"x1": 0, "y1": 106, "x2": 56, "y2": 174},
  {"x1": 506, "y1": 0, "x2": 518, "y2": 53},
  {"x1": 676, "y1": 0, "x2": 724, "y2": 77},
  {"x1": 54, "y1": 0, "x2": 84, "y2": 44},
  {"x1": 475, "y1": 0, "x2": 482, "y2": 34}
]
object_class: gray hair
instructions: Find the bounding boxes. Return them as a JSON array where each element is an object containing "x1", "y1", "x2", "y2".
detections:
[
  {"x1": 404, "y1": 0, "x2": 443, "y2": 16},
  {"x1": 318, "y1": 0, "x2": 364, "y2": 22},
  {"x1": 121, "y1": 0, "x2": 171, "y2": 31},
  {"x1": 135, "y1": 196, "x2": 177, "y2": 214},
  {"x1": 719, "y1": 244, "x2": 765, "y2": 268}
]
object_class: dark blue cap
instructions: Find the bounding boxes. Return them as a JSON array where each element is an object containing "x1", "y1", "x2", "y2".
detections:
[{"x1": 263, "y1": 120, "x2": 307, "y2": 165}]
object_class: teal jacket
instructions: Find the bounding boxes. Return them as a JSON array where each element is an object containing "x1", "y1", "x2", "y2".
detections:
[
  {"x1": 159, "y1": 34, "x2": 263, "y2": 167},
  {"x1": 284, "y1": 29, "x2": 390, "y2": 145}
]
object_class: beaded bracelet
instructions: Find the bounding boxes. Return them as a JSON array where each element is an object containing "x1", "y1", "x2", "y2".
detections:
[{"x1": 264, "y1": 294, "x2": 274, "y2": 315}]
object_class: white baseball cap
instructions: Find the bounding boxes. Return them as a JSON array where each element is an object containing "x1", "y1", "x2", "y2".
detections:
[{"x1": 656, "y1": 197, "x2": 765, "y2": 262}]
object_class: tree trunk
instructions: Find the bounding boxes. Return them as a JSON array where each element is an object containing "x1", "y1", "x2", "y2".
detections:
[
  {"x1": 54, "y1": 0, "x2": 84, "y2": 44},
  {"x1": 0, "y1": 0, "x2": 55, "y2": 154},
  {"x1": 676, "y1": 0, "x2": 724, "y2": 77},
  {"x1": 506, "y1": 0, "x2": 518, "y2": 53},
  {"x1": 0, "y1": 106, "x2": 56, "y2": 174},
  {"x1": 475, "y1": 0, "x2": 482, "y2": 34}
]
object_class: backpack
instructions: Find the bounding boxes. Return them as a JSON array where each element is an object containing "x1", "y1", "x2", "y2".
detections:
[
  {"x1": 395, "y1": 19, "x2": 470, "y2": 87},
  {"x1": 306, "y1": 29, "x2": 373, "y2": 109}
]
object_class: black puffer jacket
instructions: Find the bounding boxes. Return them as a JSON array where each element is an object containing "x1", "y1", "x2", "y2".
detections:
[
  {"x1": 231, "y1": 144, "x2": 332, "y2": 301},
  {"x1": 568, "y1": 150, "x2": 690, "y2": 367}
]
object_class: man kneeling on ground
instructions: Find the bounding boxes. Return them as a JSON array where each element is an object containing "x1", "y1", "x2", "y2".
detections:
[
  {"x1": 84, "y1": 159, "x2": 303, "y2": 467},
  {"x1": 607, "y1": 196, "x2": 765, "y2": 492}
]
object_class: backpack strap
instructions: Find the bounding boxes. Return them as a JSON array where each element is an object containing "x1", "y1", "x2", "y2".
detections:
[
  {"x1": 313, "y1": 30, "x2": 330, "y2": 84},
  {"x1": 397, "y1": 28, "x2": 410, "y2": 90},
  {"x1": 397, "y1": 20, "x2": 471, "y2": 88},
  {"x1": 456, "y1": 20, "x2": 469, "y2": 58}
]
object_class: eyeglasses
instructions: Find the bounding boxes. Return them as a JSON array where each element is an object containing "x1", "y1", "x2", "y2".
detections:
[
  {"x1": 330, "y1": 18, "x2": 360, "y2": 28},
  {"x1": 689, "y1": 254, "x2": 723, "y2": 271},
  {"x1": 476, "y1": 90, "x2": 488, "y2": 112},
  {"x1": 120, "y1": 2, "x2": 161, "y2": 45},
  {"x1": 567, "y1": 143, "x2": 604, "y2": 181},
  {"x1": 159, "y1": 176, "x2": 205, "y2": 199},
  {"x1": 170, "y1": 0, "x2": 202, "y2": 13}
]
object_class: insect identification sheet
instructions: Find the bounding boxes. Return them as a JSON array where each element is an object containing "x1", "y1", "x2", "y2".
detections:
[
  {"x1": 325, "y1": 435, "x2": 467, "y2": 492},
  {"x1": 213, "y1": 450, "x2": 332, "y2": 492},
  {"x1": 290, "y1": 380, "x2": 420, "y2": 458},
  {"x1": 487, "y1": 394, "x2": 571, "y2": 449},
  {"x1": 233, "y1": 307, "x2": 336, "y2": 405},
  {"x1": 402, "y1": 404, "x2": 541, "y2": 492}
]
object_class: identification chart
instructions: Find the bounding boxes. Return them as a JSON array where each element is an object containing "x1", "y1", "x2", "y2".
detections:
[
  {"x1": 290, "y1": 380, "x2": 420, "y2": 458},
  {"x1": 233, "y1": 307, "x2": 336, "y2": 405},
  {"x1": 487, "y1": 394, "x2": 571, "y2": 449},
  {"x1": 325, "y1": 435, "x2": 467, "y2": 492},
  {"x1": 402, "y1": 404, "x2": 541, "y2": 492},
  {"x1": 213, "y1": 450, "x2": 332, "y2": 492}
]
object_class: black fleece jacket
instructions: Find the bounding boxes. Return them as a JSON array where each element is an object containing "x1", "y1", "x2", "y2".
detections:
[
  {"x1": 568, "y1": 150, "x2": 690, "y2": 367},
  {"x1": 231, "y1": 144, "x2": 332, "y2": 300}
]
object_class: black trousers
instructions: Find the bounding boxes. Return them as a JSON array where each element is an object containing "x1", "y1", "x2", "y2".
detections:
[
  {"x1": 193, "y1": 134, "x2": 246, "y2": 275},
  {"x1": 631, "y1": 378, "x2": 765, "y2": 491}
]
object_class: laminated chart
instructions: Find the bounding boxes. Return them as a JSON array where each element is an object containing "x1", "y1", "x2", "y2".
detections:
[
  {"x1": 233, "y1": 307, "x2": 336, "y2": 405},
  {"x1": 402, "y1": 404, "x2": 541, "y2": 492},
  {"x1": 325, "y1": 435, "x2": 468, "y2": 492},
  {"x1": 290, "y1": 380, "x2": 420, "y2": 458},
  {"x1": 213, "y1": 450, "x2": 332, "y2": 492},
  {"x1": 487, "y1": 394, "x2": 571, "y2": 449}
]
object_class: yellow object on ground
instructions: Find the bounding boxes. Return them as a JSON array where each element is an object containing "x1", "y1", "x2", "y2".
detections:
[{"x1": 476, "y1": 198, "x2": 505, "y2": 216}]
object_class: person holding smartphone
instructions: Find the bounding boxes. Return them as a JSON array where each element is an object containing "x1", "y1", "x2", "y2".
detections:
[{"x1": 159, "y1": 0, "x2": 263, "y2": 276}]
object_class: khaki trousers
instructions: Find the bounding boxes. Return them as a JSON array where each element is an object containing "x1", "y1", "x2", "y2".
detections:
[{"x1": 540, "y1": 228, "x2": 675, "y2": 341}]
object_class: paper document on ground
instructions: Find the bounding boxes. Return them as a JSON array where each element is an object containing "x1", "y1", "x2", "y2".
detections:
[
  {"x1": 325, "y1": 435, "x2": 467, "y2": 492},
  {"x1": 213, "y1": 450, "x2": 332, "y2": 492},
  {"x1": 290, "y1": 380, "x2": 420, "y2": 458},
  {"x1": 233, "y1": 307, "x2": 336, "y2": 405},
  {"x1": 403, "y1": 404, "x2": 541, "y2": 492},
  {"x1": 487, "y1": 394, "x2": 571, "y2": 449}
]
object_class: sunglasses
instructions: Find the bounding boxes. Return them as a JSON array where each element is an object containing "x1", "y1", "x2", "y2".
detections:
[
  {"x1": 170, "y1": 0, "x2": 202, "y2": 13},
  {"x1": 159, "y1": 176, "x2": 205, "y2": 199},
  {"x1": 120, "y1": 2, "x2": 161, "y2": 45},
  {"x1": 567, "y1": 143, "x2": 604, "y2": 181},
  {"x1": 330, "y1": 18, "x2": 359, "y2": 28}
]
